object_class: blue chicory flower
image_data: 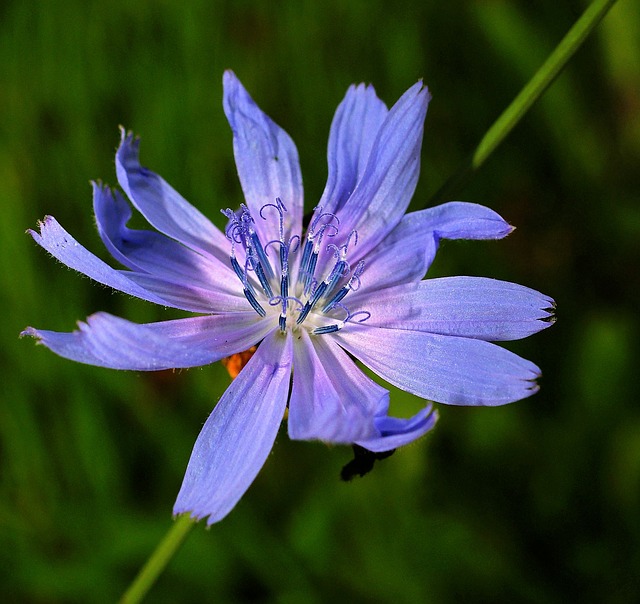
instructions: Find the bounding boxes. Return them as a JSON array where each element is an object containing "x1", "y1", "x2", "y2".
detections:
[{"x1": 23, "y1": 71, "x2": 554, "y2": 524}]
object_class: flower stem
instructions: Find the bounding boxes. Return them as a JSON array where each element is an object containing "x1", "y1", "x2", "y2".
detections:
[
  {"x1": 119, "y1": 514, "x2": 195, "y2": 604},
  {"x1": 428, "y1": 0, "x2": 619, "y2": 205}
]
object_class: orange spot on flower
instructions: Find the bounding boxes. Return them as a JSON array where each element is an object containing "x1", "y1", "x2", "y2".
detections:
[{"x1": 221, "y1": 346, "x2": 257, "y2": 379}]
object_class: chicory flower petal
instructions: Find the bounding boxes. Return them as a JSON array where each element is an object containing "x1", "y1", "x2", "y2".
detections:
[{"x1": 24, "y1": 70, "x2": 554, "y2": 524}]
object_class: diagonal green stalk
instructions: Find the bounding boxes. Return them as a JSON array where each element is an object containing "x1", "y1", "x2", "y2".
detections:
[
  {"x1": 119, "y1": 514, "x2": 195, "y2": 604},
  {"x1": 428, "y1": 0, "x2": 619, "y2": 206}
]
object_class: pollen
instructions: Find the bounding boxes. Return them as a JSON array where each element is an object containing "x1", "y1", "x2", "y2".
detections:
[{"x1": 221, "y1": 346, "x2": 258, "y2": 379}]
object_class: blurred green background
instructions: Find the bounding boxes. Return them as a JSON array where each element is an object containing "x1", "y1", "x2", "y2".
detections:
[{"x1": 2, "y1": 0, "x2": 639, "y2": 602}]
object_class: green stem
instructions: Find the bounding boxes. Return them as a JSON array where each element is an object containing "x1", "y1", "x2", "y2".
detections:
[
  {"x1": 119, "y1": 514, "x2": 196, "y2": 604},
  {"x1": 428, "y1": 0, "x2": 618, "y2": 205}
]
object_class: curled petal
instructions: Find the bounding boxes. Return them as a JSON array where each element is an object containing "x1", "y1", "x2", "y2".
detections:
[
  {"x1": 357, "y1": 405, "x2": 439, "y2": 453},
  {"x1": 335, "y1": 324, "x2": 542, "y2": 406},
  {"x1": 412, "y1": 201, "x2": 515, "y2": 241},
  {"x1": 288, "y1": 330, "x2": 385, "y2": 443},
  {"x1": 351, "y1": 277, "x2": 555, "y2": 341},
  {"x1": 115, "y1": 129, "x2": 229, "y2": 262},
  {"x1": 174, "y1": 330, "x2": 292, "y2": 524},
  {"x1": 22, "y1": 312, "x2": 275, "y2": 370},
  {"x1": 355, "y1": 202, "x2": 513, "y2": 290},
  {"x1": 223, "y1": 70, "x2": 304, "y2": 244}
]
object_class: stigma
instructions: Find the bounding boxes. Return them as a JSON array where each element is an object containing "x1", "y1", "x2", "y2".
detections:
[{"x1": 222, "y1": 200, "x2": 369, "y2": 335}]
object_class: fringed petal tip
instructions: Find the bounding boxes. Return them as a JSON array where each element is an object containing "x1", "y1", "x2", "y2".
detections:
[
  {"x1": 27, "y1": 215, "x2": 88, "y2": 252},
  {"x1": 427, "y1": 202, "x2": 515, "y2": 241},
  {"x1": 222, "y1": 68, "x2": 237, "y2": 85},
  {"x1": 494, "y1": 223, "x2": 517, "y2": 240},
  {"x1": 417, "y1": 79, "x2": 432, "y2": 104},
  {"x1": 492, "y1": 218, "x2": 516, "y2": 239},
  {"x1": 539, "y1": 300, "x2": 557, "y2": 326},
  {"x1": 528, "y1": 381, "x2": 541, "y2": 396},
  {"x1": 19, "y1": 326, "x2": 38, "y2": 340},
  {"x1": 402, "y1": 78, "x2": 430, "y2": 100},
  {"x1": 482, "y1": 217, "x2": 514, "y2": 240},
  {"x1": 358, "y1": 278, "x2": 557, "y2": 341},
  {"x1": 117, "y1": 125, "x2": 138, "y2": 148},
  {"x1": 90, "y1": 179, "x2": 110, "y2": 195},
  {"x1": 115, "y1": 128, "x2": 143, "y2": 186},
  {"x1": 26, "y1": 215, "x2": 50, "y2": 240},
  {"x1": 452, "y1": 201, "x2": 516, "y2": 240},
  {"x1": 114, "y1": 122, "x2": 231, "y2": 259},
  {"x1": 515, "y1": 364, "x2": 543, "y2": 400}
]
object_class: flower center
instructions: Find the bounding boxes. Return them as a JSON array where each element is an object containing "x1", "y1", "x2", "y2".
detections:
[{"x1": 222, "y1": 200, "x2": 369, "y2": 335}]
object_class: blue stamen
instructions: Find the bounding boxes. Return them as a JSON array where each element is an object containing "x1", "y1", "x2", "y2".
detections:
[
  {"x1": 230, "y1": 256, "x2": 245, "y2": 282},
  {"x1": 270, "y1": 295, "x2": 304, "y2": 311},
  {"x1": 309, "y1": 281, "x2": 328, "y2": 308},
  {"x1": 297, "y1": 280, "x2": 329, "y2": 325},
  {"x1": 296, "y1": 302, "x2": 311, "y2": 325},
  {"x1": 313, "y1": 324, "x2": 341, "y2": 335},
  {"x1": 309, "y1": 206, "x2": 340, "y2": 236},
  {"x1": 260, "y1": 198, "x2": 287, "y2": 240},
  {"x1": 244, "y1": 287, "x2": 266, "y2": 317},
  {"x1": 250, "y1": 232, "x2": 275, "y2": 281},
  {"x1": 303, "y1": 251, "x2": 318, "y2": 294},
  {"x1": 280, "y1": 253, "x2": 289, "y2": 317},
  {"x1": 265, "y1": 238, "x2": 292, "y2": 304},
  {"x1": 253, "y1": 261, "x2": 274, "y2": 298},
  {"x1": 348, "y1": 260, "x2": 366, "y2": 291},
  {"x1": 322, "y1": 260, "x2": 349, "y2": 302},
  {"x1": 322, "y1": 286, "x2": 349, "y2": 312},
  {"x1": 297, "y1": 239, "x2": 313, "y2": 287},
  {"x1": 224, "y1": 199, "x2": 368, "y2": 336},
  {"x1": 347, "y1": 310, "x2": 371, "y2": 323}
]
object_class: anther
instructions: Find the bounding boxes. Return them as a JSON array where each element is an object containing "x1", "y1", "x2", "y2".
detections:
[
  {"x1": 312, "y1": 322, "x2": 344, "y2": 335},
  {"x1": 249, "y1": 256, "x2": 274, "y2": 298},
  {"x1": 249, "y1": 231, "x2": 275, "y2": 282},
  {"x1": 243, "y1": 287, "x2": 266, "y2": 317},
  {"x1": 297, "y1": 239, "x2": 314, "y2": 288},
  {"x1": 322, "y1": 259, "x2": 350, "y2": 302},
  {"x1": 296, "y1": 280, "x2": 328, "y2": 325}
]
